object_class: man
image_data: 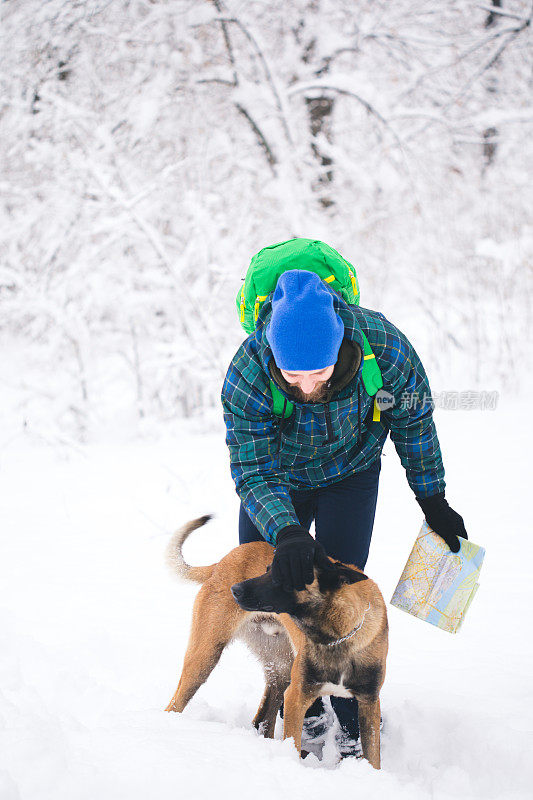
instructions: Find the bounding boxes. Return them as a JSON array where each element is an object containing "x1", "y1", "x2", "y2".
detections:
[{"x1": 221, "y1": 260, "x2": 467, "y2": 756}]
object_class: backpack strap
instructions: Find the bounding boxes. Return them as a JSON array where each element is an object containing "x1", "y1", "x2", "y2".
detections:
[
  {"x1": 360, "y1": 332, "x2": 384, "y2": 422},
  {"x1": 269, "y1": 380, "x2": 294, "y2": 418}
]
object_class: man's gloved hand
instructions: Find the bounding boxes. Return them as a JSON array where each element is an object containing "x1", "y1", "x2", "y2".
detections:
[
  {"x1": 271, "y1": 524, "x2": 332, "y2": 592},
  {"x1": 416, "y1": 492, "x2": 468, "y2": 553}
]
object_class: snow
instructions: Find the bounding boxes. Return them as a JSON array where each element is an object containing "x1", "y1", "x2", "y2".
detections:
[
  {"x1": 1, "y1": 398, "x2": 531, "y2": 799},
  {"x1": 1, "y1": 2, "x2": 531, "y2": 795}
]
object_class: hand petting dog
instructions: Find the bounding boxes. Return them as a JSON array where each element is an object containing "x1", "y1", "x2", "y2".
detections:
[{"x1": 271, "y1": 525, "x2": 334, "y2": 592}]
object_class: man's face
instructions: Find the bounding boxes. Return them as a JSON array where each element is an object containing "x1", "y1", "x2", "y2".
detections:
[{"x1": 280, "y1": 364, "x2": 334, "y2": 402}]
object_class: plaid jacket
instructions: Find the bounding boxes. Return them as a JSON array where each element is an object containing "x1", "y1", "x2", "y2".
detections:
[{"x1": 221, "y1": 286, "x2": 445, "y2": 545}]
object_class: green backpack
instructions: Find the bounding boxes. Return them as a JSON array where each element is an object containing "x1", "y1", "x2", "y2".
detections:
[{"x1": 236, "y1": 238, "x2": 383, "y2": 421}]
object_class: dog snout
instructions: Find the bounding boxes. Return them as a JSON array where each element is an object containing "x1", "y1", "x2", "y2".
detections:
[{"x1": 231, "y1": 583, "x2": 244, "y2": 602}]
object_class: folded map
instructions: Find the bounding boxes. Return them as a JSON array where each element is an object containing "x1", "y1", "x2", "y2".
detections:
[{"x1": 390, "y1": 521, "x2": 485, "y2": 633}]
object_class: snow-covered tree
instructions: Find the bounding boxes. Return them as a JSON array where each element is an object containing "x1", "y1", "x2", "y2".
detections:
[{"x1": 1, "y1": 0, "x2": 531, "y2": 437}]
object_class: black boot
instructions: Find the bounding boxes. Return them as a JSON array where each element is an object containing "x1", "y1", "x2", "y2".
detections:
[
  {"x1": 332, "y1": 696, "x2": 384, "y2": 759},
  {"x1": 301, "y1": 697, "x2": 332, "y2": 741},
  {"x1": 331, "y1": 696, "x2": 361, "y2": 757},
  {"x1": 279, "y1": 697, "x2": 333, "y2": 757}
]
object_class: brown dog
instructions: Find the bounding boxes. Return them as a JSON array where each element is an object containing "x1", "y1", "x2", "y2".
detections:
[{"x1": 165, "y1": 515, "x2": 388, "y2": 769}]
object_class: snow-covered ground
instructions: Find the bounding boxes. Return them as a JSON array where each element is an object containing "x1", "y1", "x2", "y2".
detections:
[{"x1": 1, "y1": 398, "x2": 531, "y2": 800}]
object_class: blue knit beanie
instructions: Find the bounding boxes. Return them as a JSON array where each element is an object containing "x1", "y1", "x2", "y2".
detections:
[{"x1": 265, "y1": 270, "x2": 344, "y2": 371}]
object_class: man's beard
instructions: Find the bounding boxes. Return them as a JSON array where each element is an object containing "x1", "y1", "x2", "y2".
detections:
[{"x1": 289, "y1": 379, "x2": 330, "y2": 403}]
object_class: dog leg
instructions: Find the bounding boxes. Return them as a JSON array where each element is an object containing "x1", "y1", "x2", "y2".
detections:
[
  {"x1": 276, "y1": 617, "x2": 318, "y2": 757},
  {"x1": 166, "y1": 586, "x2": 239, "y2": 713},
  {"x1": 165, "y1": 639, "x2": 226, "y2": 712},
  {"x1": 253, "y1": 678, "x2": 289, "y2": 738},
  {"x1": 282, "y1": 653, "x2": 319, "y2": 757},
  {"x1": 357, "y1": 695, "x2": 381, "y2": 770},
  {"x1": 283, "y1": 682, "x2": 319, "y2": 756}
]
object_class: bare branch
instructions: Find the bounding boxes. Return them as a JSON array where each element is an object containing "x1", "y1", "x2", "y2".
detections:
[
  {"x1": 196, "y1": 77, "x2": 237, "y2": 87},
  {"x1": 450, "y1": 16, "x2": 531, "y2": 106},
  {"x1": 476, "y1": 4, "x2": 525, "y2": 22},
  {"x1": 209, "y1": 16, "x2": 294, "y2": 148},
  {"x1": 396, "y1": 13, "x2": 532, "y2": 104},
  {"x1": 314, "y1": 47, "x2": 360, "y2": 77},
  {"x1": 286, "y1": 80, "x2": 425, "y2": 214},
  {"x1": 210, "y1": 0, "x2": 238, "y2": 87},
  {"x1": 288, "y1": 81, "x2": 393, "y2": 144},
  {"x1": 235, "y1": 102, "x2": 277, "y2": 174}
]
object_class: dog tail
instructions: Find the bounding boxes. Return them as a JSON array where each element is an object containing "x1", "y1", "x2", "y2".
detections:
[{"x1": 165, "y1": 515, "x2": 217, "y2": 584}]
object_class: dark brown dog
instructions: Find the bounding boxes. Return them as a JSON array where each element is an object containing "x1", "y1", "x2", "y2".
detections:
[{"x1": 165, "y1": 515, "x2": 388, "y2": 769}]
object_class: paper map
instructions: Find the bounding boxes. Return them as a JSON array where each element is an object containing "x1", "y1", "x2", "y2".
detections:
[{"x1": 390, "y1": 521, "x2": 485, "y2": 634}]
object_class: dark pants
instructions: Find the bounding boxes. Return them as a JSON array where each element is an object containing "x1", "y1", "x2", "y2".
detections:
[{"x1": 238, "y1": 458, "x2": 381, "y2": 738}]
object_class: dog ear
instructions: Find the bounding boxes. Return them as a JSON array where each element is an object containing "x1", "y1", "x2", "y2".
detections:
[
  {"x1": 318, "y1": 563, "x2": 367, "y2": 592},
  {"x1": 342, "y1": 567, "x2": 368, "y2": 584}
]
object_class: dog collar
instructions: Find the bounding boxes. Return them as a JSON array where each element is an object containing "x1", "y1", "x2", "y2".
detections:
[{"x1": 323, "y1": 602, "x2": 371, "y2": 647}]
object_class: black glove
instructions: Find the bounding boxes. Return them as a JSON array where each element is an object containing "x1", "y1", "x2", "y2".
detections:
[
  {"x1": 416, "y1": 492, "x2": 468, "y2": 554},
  {"x1": 271, "y1": 525, "x2": 332, "y2": 592}
]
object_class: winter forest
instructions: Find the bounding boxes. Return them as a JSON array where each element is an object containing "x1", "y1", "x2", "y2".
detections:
[
  {"x1": 1, "y1": 2, "x2": 533, "y2": 799},
  {"x1": 2, "y1": 0, "x2": 532, "y2": 437}
]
